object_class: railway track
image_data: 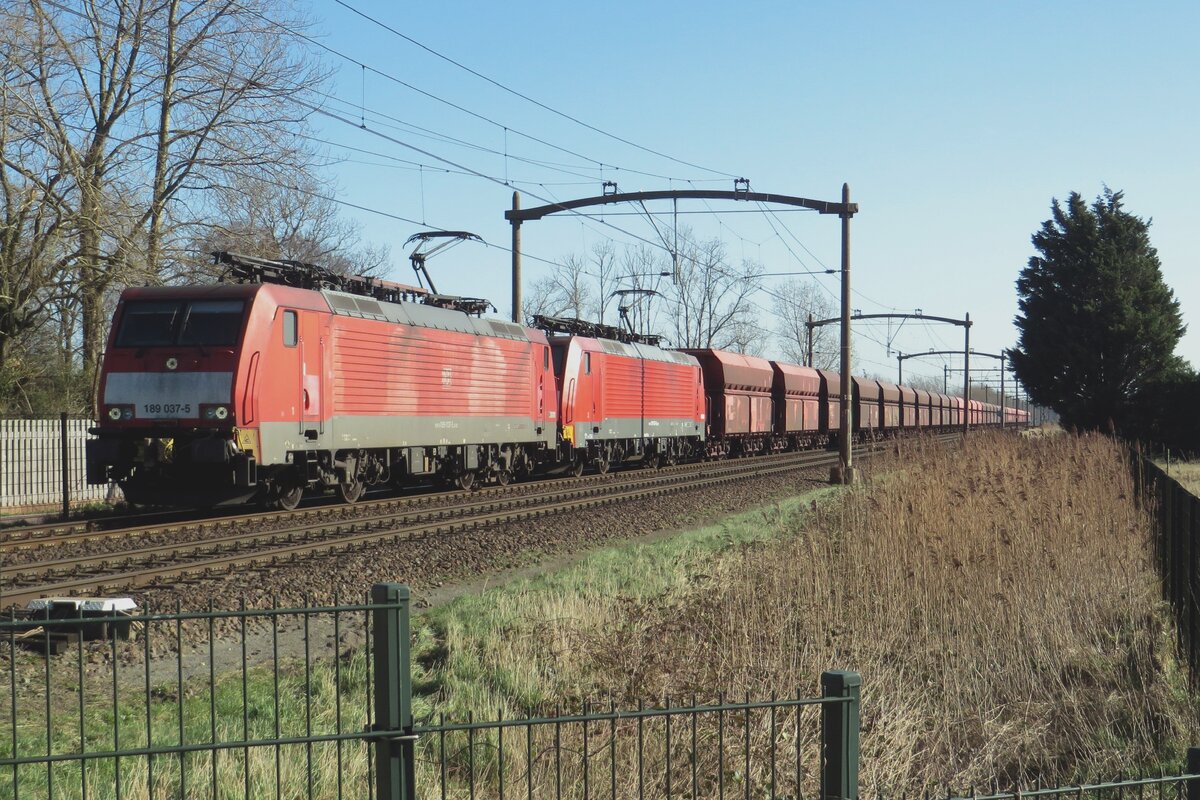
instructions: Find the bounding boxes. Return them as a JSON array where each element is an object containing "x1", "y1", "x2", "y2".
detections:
[
  {"x1": 0, "y1": 447, "x2": 822, "y2": 553},
  {"x1": 0, "y1": 435, "x2": 956, "y2": 608}
]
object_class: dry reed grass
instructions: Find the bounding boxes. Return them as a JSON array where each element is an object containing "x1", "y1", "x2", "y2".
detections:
[{"x1": 416, "y1": 432, "x2": 1198, "y2": 797}]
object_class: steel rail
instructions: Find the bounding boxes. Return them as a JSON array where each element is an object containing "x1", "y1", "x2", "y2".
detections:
[
  {"x1": 3, "y1": 457, "x2": 818, "y2": 605},
  {"x1": 0, "y1": 448, "x2": 812, "y2": 550},
  {"x1": 0, "y1": 450, "x2": 835, "y2": 584}
]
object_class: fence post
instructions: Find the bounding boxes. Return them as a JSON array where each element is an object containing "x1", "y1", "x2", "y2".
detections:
[
  {"x1": 60, "y1": 411, "x2": 70, "y2": 519},
  {"x1": 372, "y1": 583, "x2": 415, "y2": 800},
  {"x1": 1186, "y1": 747, "x2": 1200, "y2": 800},
  {"x1": 820, "y1": 670, "x2": 861, "y2": 800}
]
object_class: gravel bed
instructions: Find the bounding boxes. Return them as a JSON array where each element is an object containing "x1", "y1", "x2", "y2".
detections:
[{"x1": 139, "y1": 463, "x2": 835, "y2": 611}]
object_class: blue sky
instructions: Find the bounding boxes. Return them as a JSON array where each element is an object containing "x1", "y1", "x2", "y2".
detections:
[{"x1": 300, "y1": 0, "x2": 1199, "y2": 391}]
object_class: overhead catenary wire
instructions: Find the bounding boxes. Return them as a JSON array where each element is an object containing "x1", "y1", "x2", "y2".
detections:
[
  {"x1": 330, "y1": 0, "x2": 740, "y2": 179},
  {"x1": 214, "y1": 0, "x2": 737, "y2": 186}
]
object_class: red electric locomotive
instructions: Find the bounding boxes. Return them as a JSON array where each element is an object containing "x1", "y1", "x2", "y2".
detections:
[
  {"x1": 535, "y1": 315, "x2": 705, "y2": 473},
  {"x1": 88, "y1": 253, "x2": 556, "y2": 508}
]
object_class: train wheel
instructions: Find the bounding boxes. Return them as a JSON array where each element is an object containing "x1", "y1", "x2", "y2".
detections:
[
  {"x1": 496, "y1": 469, "x2": 512, "y2": 486},
  {"x1": 456, "y1": 471, "x2": 476, "y2": 490},
  {"x1": 596, "y1": 456, "x2": 610, "y2": 474},
  {"x1": 337, "y1": 479, "x2": 364, "y2": 504},
  {"x1": 570, "y1": 460, "x2": 584, "y2": 478},
  {"x1": 275, "y1": 485, "x2": 303, "y2": 512},
  {"x1": 645, "y1": 454, "x2": 660, "y2": 470}
]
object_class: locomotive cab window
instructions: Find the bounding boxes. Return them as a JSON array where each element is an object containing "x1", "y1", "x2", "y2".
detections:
[
  {"x1": 115, "y1": 301, "x2": 183, "y2": 347},
  {"x1": 179, "y1": 300, "x2": 245, "y2": 347},
  {"x1": 584, "y1": 352, "x2": 591, "y2": 374},
  {"x1": 283, "y1": 310, "x2": 297, "y2": 347},
  {"x1": 115, "y1": 299, "x2": 245, "y2": 348}
]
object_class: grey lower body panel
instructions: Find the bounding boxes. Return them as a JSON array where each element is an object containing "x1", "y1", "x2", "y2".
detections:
[
  {"x1": 258, "y1": 414, "x2": 555, "y2": 466},
  {"x1": 574, "y1": 416, "x2": 703, "y2": 443}
]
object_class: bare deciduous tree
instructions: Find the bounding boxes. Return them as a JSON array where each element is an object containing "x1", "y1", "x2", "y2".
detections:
[
  {"x1": 0, "y1": 58, "x2": 72, "y2": 372},
  {"x1": 772, "y1": 279, "x2": 838, "y2": 369},
  {"x1": 1, "y1": 0, "x2": 329, "y2": 384},
  {"x1": 184, "y1": 171, "x2": 389, "y2": 279},
  {"x1": 664, "y1": 233, "x2": 761, "y2": 350}
]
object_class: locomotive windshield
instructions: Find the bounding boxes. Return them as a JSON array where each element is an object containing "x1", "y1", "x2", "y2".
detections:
[{"x1": 116, "y1": 299, "x2": 245, "y2": 347}]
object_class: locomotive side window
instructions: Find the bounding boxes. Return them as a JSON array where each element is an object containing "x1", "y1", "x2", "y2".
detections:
[
  {"x1": 584, "y1": 352, "x2": 591, "y2": 374},
  {"x1": 115, "y1": 301, "x2": 183, "y2": 347},
  {"x1": 179, "y1": 300, "x2": 245, "y2": 346},
  {"x1": 283, "y1": 310, "x2": 297, "y2": 347}
]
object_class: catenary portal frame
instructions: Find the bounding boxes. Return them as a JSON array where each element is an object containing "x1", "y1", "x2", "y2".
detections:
[{"x1": 506, "y1": 186, "x2": 861, "y2": 483}]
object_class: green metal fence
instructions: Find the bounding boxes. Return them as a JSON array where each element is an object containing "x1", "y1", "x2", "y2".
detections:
[
  {"x1": 1, "y1": 582, "x2": 1196, "y2": 800},
  {"x1": 1132, "y1": 453, "x2": 1200, "y2": 682},
  {"x1": 946, "y1": 767, "x2": 1200, "y2": 800},
  {"x1": 0, "y1": 583, "x2": 858, "y2": 800}
]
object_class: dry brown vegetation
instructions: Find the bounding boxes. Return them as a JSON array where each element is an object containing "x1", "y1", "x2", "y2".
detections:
[{"x1": 417, "y1": 432, "x2": 1198, "y2": 797}]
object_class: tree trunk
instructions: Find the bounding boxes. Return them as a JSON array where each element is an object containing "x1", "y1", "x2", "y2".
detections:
[{"x1": 146, "y1": 0, "x2": 178, "y2": 278}]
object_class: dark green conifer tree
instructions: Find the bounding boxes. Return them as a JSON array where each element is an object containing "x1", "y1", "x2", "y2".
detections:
[{"x1": 1009, "y1": 189, "x2": 1185, "y2": 431}]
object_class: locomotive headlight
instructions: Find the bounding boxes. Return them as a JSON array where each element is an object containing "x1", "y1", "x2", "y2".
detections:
[
  {"x1": 107, "y1": 405, "x2": 133, "y2": 421},
  {"x1": 202, "y1": 404, "x2": 231, "y2": 422}
]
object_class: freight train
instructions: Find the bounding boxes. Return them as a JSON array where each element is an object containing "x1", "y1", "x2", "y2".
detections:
[{"x1": 85, "y1": 252, "x2": 1026, "y2": 509}]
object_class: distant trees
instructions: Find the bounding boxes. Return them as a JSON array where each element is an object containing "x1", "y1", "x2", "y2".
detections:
[
  {"x1": 524, "y1": 241, "x2": 621, "y2": 325},
  {"x1": 667, "y1": 235, "x2": 761, "y2": 351},
  {"x1": 1009, "y1": 189, "x2": 1186, "y2": 432},
  {"x1": 524, "y1": 230, "x2": 782, "y2": 353}
]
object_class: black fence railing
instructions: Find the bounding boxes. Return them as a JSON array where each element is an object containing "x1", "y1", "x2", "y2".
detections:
[
  {"x1": 1133, "y1": 453, "x2": 1200, "y2": 682},
  {"x1": 1, "y1": 582, "x2": 1196, "y2": 800}
]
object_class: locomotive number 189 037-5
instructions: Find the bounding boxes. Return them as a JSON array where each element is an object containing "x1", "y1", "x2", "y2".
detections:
[{"x1": 143, "y1": 403, "x2": 191, "y2": 415}]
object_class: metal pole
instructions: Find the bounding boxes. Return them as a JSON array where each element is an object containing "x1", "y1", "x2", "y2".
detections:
[
  {"x1": 806, "y1": 314, "x2": 814, "y2": 368},
  {"x1": 510, "y1": 191, "x2": 522, "y2": 324},
  {"x1": 837, "y1": 184, "x2": 854, "y2": 484},
  {"x1": 372, "y1": 583, "x2": 415, "y2": 800},
  {"x1": 943, "y1": 364, "x2": 948, "y2": 394},
  {"x1": 1000, "y1": 354, "x2": 1006, "y2": 428},
  {"x1": 1186, "y1": 746, "x2": 1200, "y2": 800},
  {"x1": 896, "y1": 353, "x2": 902, "y2": 385},
  {"x1": 963, "y1": 312, "x2": 970, "y2": 436},
  {"x1": 820, "y1": 671, "x2": 861, "y2": 800},
  {"x1": 60, "y1": 411, "x2": 70, "y2": 520}
]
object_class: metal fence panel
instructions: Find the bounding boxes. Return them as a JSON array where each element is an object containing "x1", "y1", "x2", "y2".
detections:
[
  {"x1": 2, "y1": 595, "x2": 382, "y2": 800},
  {"x1": 1132, "y1": 453, "x2": 1200, "y2": 686},
  {"x1": 1, "y1": 417, "x2": 110, "y2": 510},
  {"x1": 0, "y1": 585, "x2": 860, "y2": 800}
]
